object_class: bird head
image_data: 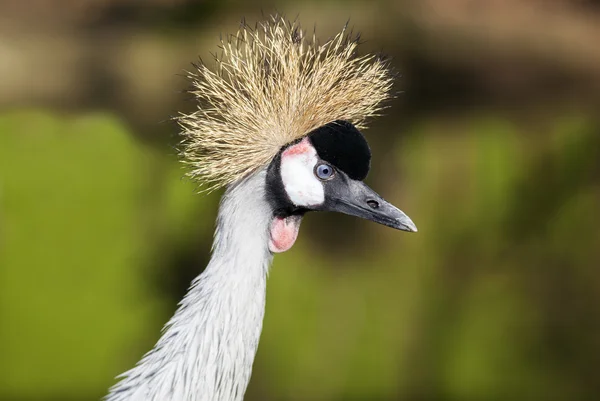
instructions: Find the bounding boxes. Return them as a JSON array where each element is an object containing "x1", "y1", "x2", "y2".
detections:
[
  {"x1": 177, "y1": 16, "x2": 416, "y2": 253},
  {"x1": 265, "y1": 120, "x2": 416, "y2": 252}
]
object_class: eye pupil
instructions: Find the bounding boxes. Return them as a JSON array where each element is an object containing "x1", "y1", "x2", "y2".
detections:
[{"x1": 315, "y1": 163, "x2": 334, "y2": 180}]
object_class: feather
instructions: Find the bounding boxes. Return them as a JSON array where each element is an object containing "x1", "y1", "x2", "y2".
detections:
[{"x1": 176, "y1": 15, "x2": 394, "y2": 191}]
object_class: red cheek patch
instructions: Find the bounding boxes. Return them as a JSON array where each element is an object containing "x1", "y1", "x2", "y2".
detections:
[
  {"x1": 269, "y1": 215, "x2": 302, "y2": 253},
  {"x1": 282, "y1": 137, "x2": 312, "y2": 158}
]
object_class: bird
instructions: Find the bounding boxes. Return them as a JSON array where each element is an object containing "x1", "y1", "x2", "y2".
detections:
[{"x1": 105, "y1": 15, "x2": 417, "y2": 401}]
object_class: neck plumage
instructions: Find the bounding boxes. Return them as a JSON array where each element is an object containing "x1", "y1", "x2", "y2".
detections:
[{"x1": 106, "y1": 170, "x2": 273, "y2": 401}]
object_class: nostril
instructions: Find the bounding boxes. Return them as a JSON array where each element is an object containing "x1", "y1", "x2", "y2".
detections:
[{"x1": 367, "y1": 199, "x2": 380, "y2": 209}]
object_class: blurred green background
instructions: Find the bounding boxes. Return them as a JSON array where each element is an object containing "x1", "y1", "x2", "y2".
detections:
[{"x1": 1, "y1": 1, "x2": 599, "y2": 400}]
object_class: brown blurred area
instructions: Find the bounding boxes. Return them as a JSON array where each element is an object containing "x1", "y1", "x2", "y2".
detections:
[
  {"x1": 1, "y1": 1, "x2": 600, "y2": 401},
  {"x1": 2, "y1": 0, "x2": 600, "y2": 125}
]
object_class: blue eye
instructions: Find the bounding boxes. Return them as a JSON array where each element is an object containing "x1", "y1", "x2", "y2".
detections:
[{"x1": 315, "y1": 163, "x2": 334, "y2": 180}]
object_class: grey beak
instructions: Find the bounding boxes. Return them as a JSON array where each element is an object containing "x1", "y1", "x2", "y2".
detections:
[{"x1": 320, "y1": 178, "x2": 417, "y2": 233}]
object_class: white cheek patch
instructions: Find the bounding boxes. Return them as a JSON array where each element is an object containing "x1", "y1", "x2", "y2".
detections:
[{"x1": 280, "y1": 138, "x2": 325, "y2": 207}]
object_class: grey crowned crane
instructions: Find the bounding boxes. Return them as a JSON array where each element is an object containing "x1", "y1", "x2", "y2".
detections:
[{"x1": 106, "y1": 15, "x2": 417, "y2": 401}]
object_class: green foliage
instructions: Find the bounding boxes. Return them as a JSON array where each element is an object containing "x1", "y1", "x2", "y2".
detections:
[
  {"x1": 0, "y1": 111, "x2": 210, "y2": 399},
  {"x1": 1, "y1": 111, "x2": 599, "y2": 401}
]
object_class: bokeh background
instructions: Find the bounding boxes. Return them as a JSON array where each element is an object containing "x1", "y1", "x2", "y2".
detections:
[{"x1": 1, "y1": 1, "x2": 600, "y2": 400}]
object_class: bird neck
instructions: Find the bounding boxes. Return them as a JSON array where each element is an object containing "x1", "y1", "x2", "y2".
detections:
[{"x1": 106, "y1": 170, "x2": 273, "y2": 401}]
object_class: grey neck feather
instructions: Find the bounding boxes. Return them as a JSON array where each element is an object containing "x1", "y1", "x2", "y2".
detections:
[{"x1": 106, "y1": 169, "x2": 273, "y2": 401}]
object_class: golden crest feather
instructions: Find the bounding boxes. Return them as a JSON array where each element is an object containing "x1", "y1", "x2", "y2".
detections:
[{"x1": 177, "y1": 15, "x2": 394, "y2": 191}]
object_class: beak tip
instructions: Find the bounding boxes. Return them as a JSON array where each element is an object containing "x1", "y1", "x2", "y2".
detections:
[
  {"x1": 405, "y1": 224, "x2": 418, "y2": 233},
  {"x1": 396, "y1": 217, "x2": 418, "y2": 233}
]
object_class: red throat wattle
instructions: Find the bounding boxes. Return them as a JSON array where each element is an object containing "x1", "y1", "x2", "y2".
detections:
[{"x1": 269, "y1": 215, "x2": 302, "y2": 253}]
